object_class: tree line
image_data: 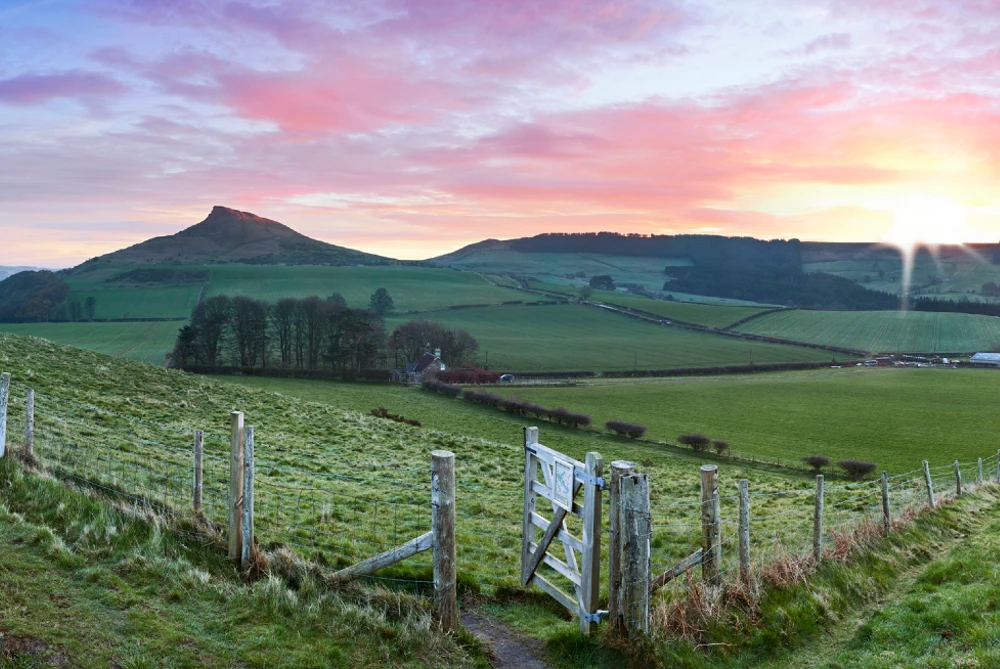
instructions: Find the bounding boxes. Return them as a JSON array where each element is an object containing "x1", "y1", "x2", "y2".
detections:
[
  {"x1": 171, "y1": 292, "x2": 479, "y2": 373},
  {"x1": 0, "y1": 271, "x2": 96, "y2": 322}
]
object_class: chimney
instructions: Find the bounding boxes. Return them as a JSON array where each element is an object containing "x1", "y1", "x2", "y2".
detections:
[{"x1": 434, "y1": 348, "x2": 441, "y2": 359}]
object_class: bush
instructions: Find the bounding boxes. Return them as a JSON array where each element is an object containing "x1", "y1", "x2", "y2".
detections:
[
  {"x1": 712, "y1": 440, "x2": 730, "y2": 456},
  {"x1": 421, "y1": 379, "x2": 462, "y2": 397},
  {"x1": 461, "y1": 390, "x2": 502, "y2": 408},
  {"x1": 837, "y1": 459, "x2": 877, "y2": 480},
  {"x1": 605, "y1": 420, "x2": 647, "y2": 439},
  {"x1": 678, "y1": 433, "x2": 711, "y2": 452},
  {"x1": 369, "y1": 407, "x2": 421, "y2": 427},
  {"x1": 436, "y1": 368, "x2": 501, "y2": 384},
  {"x1": 801, "y1": 455, "x2": 830, "y2": 473}
]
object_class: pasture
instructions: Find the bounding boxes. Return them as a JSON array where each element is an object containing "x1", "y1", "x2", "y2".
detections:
[
  {"x1": 0, "y1": 320, "x2": 182, "y2": 364},
  {"x1": 64, "y1": 284, "x2": 202, "y2": 320},
  {"x1": 220, "y1": 367, "x2": 1000, "y2": 475},
  {"x1": 385, "y1": 304, "x2": 830, "y2": 371},
  {"x1": 205, "y1": 265, "x2": 519, "y2": 312},
  {"x1": 584, "y1": 291, "x2": 770, "y2": 328},
  {"x1": 735, "y1": 309, "x2": 1000, "y2": 353}
]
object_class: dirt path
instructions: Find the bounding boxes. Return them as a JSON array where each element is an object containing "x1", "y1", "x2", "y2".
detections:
[{"x1": 461, "y1": 611, "x2": 551, "y2": 669}]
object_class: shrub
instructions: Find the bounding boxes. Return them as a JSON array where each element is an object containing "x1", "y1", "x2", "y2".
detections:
[
  {"x1": 801, "y1": 455, "x2": 830, "y2": 473},
  {"x1": 837, "y1": 459, "x2": 877, "y2": 480},
  {"x1": 565, "y1": 412, "x2": 592, "y2": 429},
  {"x1": 436, "y1": 368, "x2": 501, "y2": 384},
  {"x1": 421, "y1": 378, "x2": 462, "y2": 397},
  {"x1": 605, "y1": 420, "x2": 647, "y2": 439},
  {"x1": 712, "y1": 440, "x2": 730, "y2": 456},
  {"x1": 521, "y1": 402, "x2": 547, "y2": 419},
  {"x1": 547, "y1": 407, "x2": 569, "y2": 425},
  {"x1": 369, "y1": 407, "x2": 421, "y2": 427},
  {"x1": 678, "y1": 433, "x2": 711, "y2": 452}
]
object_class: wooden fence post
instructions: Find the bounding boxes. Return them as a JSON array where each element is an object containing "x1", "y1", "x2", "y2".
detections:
[
  {"x1": 521, "y1": 426, "x2": 538, "y2": 585},
  {"x1": 608, "y1": 460, "x2": 634, "y2": 631},
  {"x1": 700, "y1": 465, "x2": 721, "y2": 586},
  {"x1": 813, "y1": 475, "x2": 824, "y2": 562},
  {"x1": 880, "y1": 471, "x2": 890, "y2": 533},
  {"x1": 432, "y1": 450, "x2": 457, "y2": 632},
  {"x1": 193, "y1": 429, "x2": 204, "y2": 513},
  {"x1": 619, "y1": 472, "x2": 650, "y2": 636},
  {"x1": 923, "y1": 460, "x2": 935, "y2": 507},
  {"x1": 241, "y1": 426, "x2": 255, "y2": 569},
  {"x1": 0, "y1": 372, "x2": 9, "y2": 459},
  {"x1": 996, "y1": 451, "x2": 1000, "y2": 484},
  {"x1": 977, "y1": 458, "x2": 983, "y2": 486},
  {"x1": 25, "y1": 389, "x2": 34, "y2": 457},
  {"x1": 580, "y1": 451, "x2": 604, "y2": 635},
  {"x1": 954, "y1": 460, "x2": 962, "y2": 497},
  {"x1": 738, "y1": 479, "x2": 750, "y2": 582},
  {"x1": 229, "y1": 411, "x2": 245, "y2": 561}
]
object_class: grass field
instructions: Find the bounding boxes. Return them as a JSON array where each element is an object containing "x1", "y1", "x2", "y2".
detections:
[
  {"x1": 2, "y1": 333, "x2": 999, "y2": 667},
  {"x1": 585, "y1": 291, "x2": 770, "y2": 328},
  {"x1": 0, "y1": 320, "x2": 183, "y2": 364},
  {"x1": 204, "y1": 265, "x2": 520, "y2": 312},
  {"x1": 735, "y1": 309, "x2": 1000, "y2": 353},
  {"x1": 386, "y1": 304, "x2": 830, "y2": 371}
]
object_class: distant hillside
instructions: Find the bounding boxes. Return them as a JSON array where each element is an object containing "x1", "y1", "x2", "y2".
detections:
[
  {"x1": 0, "y1": 266, "x2": 46, "y2": 281},
  {"x1": 72, "y1": 206, "x2": 394, "y2": 271}
]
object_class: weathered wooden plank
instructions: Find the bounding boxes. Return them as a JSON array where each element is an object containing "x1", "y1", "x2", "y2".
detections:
[
  {"x1": 650, "y1": 549, "x2": 703, "y2": 592},
  {"x1": 923, "y1": 460, "x2": 936, "y2": 507},
  {"x1": 522, "y1": 428, "x2": 539, "y2": 587},
  {"x1": 579, "y1": 452, "x2": 604, "y2": 636},
  {"x1": 530, "y1": 574, "x2": 579, "y2": 618},
  {"x1": 241, "y1": 426, "x2": 255, "y2": 569},
  {"x1": 525, "y1": 441, "x2": 586, "y2": 470},
  {"x1": 738, "y1": 478, "x2": 750, "y2": 582},
  {"x1": 529, "y1": 543, "x2": 582, "y2": 586},
  {"x1": 25, "y1": 389, "x2": 34, "y2": 457},
  {"x1": 228, "y1": 411, "x2": 244, "y2": 561},
  {"x1": 332, "y1": 531, "x2": 434, "y2": 582},
  {"x1": 432, "y1": 450, "x2": 457, "y2": 632},
  {"x1": 539, "y1": 453, "x2": 584, "y2": 601},
  {"x1": 813, "y1": 474, "x2": 824, "y2": 562},
  {"x1": 701, "y1": 465, "x2": 721, "y2": 585},
  {"x1": 193, "y1": 429, "x2": 204, "y2": 513},
  {"x1": 0, "y1": 372, "x2": 9, "y2": 459},
  {"x1": 530, "y1": 513, "x2": 584, "y2": 552},
  {"x1": 880, "y1": 471, "x2": 890, "y2": 533},
  {"x1": 531, "y1": 481, "x2": 584, "y2": 516},
  {"x1": 978, "y1": 458, "x2": 984, "y2": 485},
  {"x1": 620, "y1": 472, "x2": 650, "y2": 635},
  {"x1": 523, "y1": 504, "x2": 570, "y2": 586},
  {"x1": 954, "y1": 459, "x2": 962, "y2": 497}
]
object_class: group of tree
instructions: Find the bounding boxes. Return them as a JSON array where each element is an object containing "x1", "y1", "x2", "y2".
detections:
[
  {"x1": 0, "y1": 271, "x2": 98, "y2": 322},
  {"x1": 677, "y1": 433, "x2": 731, "y2": 456},
  {"x1": 664, "y1": 265, "x2": 900, "y2": 310},
  {"x1": 913, "y1": 296, "x2": 1000, "y2": 318},
  {"x1": 387, "y1": 319, "x2": 478, "y2": 369},
  {"x1": 802, "y1": 455, "x2": 877, "y2": 480},
  {"x1": 173, "y1": 291, "x2": 477, "y2": 374}
]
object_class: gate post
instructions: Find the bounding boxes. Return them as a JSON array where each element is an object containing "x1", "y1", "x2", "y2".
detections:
[
  {"x1": 229, "y1": 411, "x2": 245, "y2": 561},
  {"x1": 521, "y1": 427, "x2": 539, "y2": 585},
  {"x1": 619, "y1": 472, "x2": 650, "y2": 636},
  {"x1": 608, "y1": 460, "x2": 634, "y2": 632},
  {"x1": 241, "y1": 426, "x2": 255, "y2": 570},
  {"x1": 700, "y1": 465, "x2": 721, "y2": 585},
  {"x1": 580, "y1": 451, "x2": 604, "y2": 635},
  {"x1": 432, "y1": 450, "x2": 457, "y2": 632}
]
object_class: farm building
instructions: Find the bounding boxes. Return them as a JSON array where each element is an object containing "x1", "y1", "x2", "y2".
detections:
[
  {"x1": 393, "y1": 348, "x2": 446, "y2": 383},
  {"x1": 970, "y1": 352, "x2": 1000, "y2": 367}
]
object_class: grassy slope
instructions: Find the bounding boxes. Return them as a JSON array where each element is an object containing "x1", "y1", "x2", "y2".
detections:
[
  {"x1": 0, "y1": 459, "x2": 483, "y2": 669},
  {"x1": 736, "y1": 309, "x2": 1000, "y2": 353},
  {"x1": 806, "y1": 255, "x2": 1000, "y2": 301},
  {"x1": 0, "y1": 320, "x2": 183, "y2": 364},
  {"x1": 586, "y1": 292, "x2": 769, "y2": 328},
  {"x1": 386, "y1": 304, "x2": 829, "y2": 372}
]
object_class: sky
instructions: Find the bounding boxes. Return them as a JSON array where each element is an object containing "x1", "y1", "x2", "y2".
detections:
[{"x1": 3, "y1": 0, "x2": 1000, "y2": 266}]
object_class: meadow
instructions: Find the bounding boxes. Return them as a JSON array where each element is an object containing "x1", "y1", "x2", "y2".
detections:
[
  {"x1": 735, "y1": 308, "x2": 1000, "y2": 353},
  {"x1": 385, "y1": 304, "x2": 829, "y2": 371},
  {"x1": 805, "y1": 254, "x2": 1000, "y2": 301},
  {"x1": 2, "y1": 332, "x2": 999, "y2": 668},
  {"x1": 584, "y1": 291, "x2": 770, "y2": 328},
  {"x1": 0, "y1": 320, "x2": 183, "y2": 364}
]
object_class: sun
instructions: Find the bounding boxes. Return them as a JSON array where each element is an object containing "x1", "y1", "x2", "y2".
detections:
[{"x1": 884, "y1": 195, "x2": 968, "y2": 249}]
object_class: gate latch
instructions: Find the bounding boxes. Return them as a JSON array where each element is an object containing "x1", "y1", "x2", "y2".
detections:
[
  {"x1": 581, "y1": 610, "x2": 609, "y2": 624},
  {"x1": 574, "y1": 468, "x2": 606, "y2": 489}
]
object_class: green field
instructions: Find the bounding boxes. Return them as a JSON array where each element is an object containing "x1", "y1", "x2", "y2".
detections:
[
  {"x1": 3, "y1": 333, "x2": 1000, "y2": 668},
  {"x1": 386, "y1": 304, "x2": 829, "y2": 371},
  {"x1": 0, "y1": 320, "x2": 182, "y2": 364},
  {"x1": 204, "y1": 265, "x2": 520, "y2": 312},
  {"x1": 586, "y1": 291, "x2": 770, "y2": 328},
  {"x1": 735, "y1": 309, "x2": 1000, "y2": 353}
]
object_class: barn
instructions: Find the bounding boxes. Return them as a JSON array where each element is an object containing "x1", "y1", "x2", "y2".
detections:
[{"x1": 970, "y1": 352, "x2": 1000, "y2": 367}]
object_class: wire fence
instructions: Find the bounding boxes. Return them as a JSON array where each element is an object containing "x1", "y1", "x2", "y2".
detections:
[{"x1": 1, "y1": 378, "x2": 997, "y2": 625}]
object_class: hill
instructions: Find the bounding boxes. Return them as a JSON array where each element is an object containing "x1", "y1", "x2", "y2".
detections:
[
  {"x1": 0, "y1": 266, "x2": 46, "y2": 281},
  {"x1": 71, "y1": 206, "x2": 394, "y2": 269}
]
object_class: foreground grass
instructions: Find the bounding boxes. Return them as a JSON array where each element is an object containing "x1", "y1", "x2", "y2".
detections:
[{"x1": 0, "y1": 458, "x2": 484, "y2": 668}]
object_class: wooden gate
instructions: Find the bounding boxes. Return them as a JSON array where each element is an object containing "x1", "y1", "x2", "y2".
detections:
[{"x1": 521, "y1": 427, "x2": 605, "y2": 635}]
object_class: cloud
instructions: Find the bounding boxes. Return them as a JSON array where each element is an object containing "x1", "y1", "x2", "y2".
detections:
[{"x1": 0, "y1": 71, "x2": 125, "y2": 105}]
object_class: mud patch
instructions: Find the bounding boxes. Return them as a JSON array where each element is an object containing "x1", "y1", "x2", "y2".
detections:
[
  {"x1": 0, "y1": 631, "x2": 70, "y2": 668},
  {"x1": 461, "y1": 610, "x2": 550, "y2": 669}
]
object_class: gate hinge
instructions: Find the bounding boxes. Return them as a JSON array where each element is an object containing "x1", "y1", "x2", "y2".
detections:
[
  {"x1": 574, "y1": 468, "x2": 606, "y2": 489},
  {"x1": 581, "y1": 610, "x2": 609, "y2": 624}
]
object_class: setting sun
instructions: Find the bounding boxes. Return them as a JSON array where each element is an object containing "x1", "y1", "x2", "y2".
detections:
[{"x1": 884, "y1": 196, "x2": 969, "y2": 249}]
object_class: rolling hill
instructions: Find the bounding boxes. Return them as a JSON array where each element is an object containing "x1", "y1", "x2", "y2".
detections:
[{"x1": 70, "y1": 206, "x2": 394, "y2": 270}]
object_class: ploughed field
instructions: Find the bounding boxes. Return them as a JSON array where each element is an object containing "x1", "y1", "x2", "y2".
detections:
[
  {"x1": 385, "y1": 304, "x2": 830, "y2": 372},
  {"x1": 734, "y1": 309, "x2": 1000, "y2": 353}
]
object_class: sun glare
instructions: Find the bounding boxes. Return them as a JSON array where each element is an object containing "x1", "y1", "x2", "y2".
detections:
[{"x1": 884, "y1": 196, "x2": 968, "y2": 249}]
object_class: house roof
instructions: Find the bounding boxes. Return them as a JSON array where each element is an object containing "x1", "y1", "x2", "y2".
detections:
[
  {"x1": 412, "y1": 352, "x2": 437, "y2": 373},
  {"x1": 971, "y1": 352, "x2": 1000, "y2": 362}
]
